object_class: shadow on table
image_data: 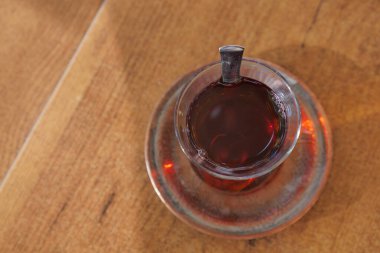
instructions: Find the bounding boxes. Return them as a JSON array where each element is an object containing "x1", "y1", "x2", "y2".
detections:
[{"x1": 259, "y1": 45, "x2": 380, "y2": 223}]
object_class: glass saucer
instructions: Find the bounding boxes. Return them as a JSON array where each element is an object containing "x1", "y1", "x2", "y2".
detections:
[{"x1": 145, "y1": 59, "x2": 332, "y2": 239}]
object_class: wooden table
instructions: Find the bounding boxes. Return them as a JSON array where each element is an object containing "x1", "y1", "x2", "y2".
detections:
[{"x1": 0, "y1": 0, "x2": 379, "y2": 252}]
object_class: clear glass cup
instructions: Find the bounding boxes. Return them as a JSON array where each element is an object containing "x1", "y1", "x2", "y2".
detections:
[{"x1": 175, "y1": 59, "x2": 301, "y2": 182}]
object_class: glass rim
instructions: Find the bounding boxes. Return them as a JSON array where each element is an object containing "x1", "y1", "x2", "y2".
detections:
[{"x1": 174, "y1": 58, "x2": 301, "y2": 180}]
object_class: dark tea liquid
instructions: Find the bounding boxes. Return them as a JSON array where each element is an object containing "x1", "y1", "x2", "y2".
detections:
[{"x1": 188, "y1": 77, "x2": 286, "y2": 169}]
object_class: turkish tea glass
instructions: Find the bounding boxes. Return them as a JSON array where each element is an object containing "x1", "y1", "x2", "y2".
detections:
[{"x1": 175, "y1": 59, "x2": 301, "y2": 183}]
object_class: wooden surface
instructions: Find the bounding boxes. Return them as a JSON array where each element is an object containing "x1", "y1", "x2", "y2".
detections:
[
  {"x1": 0, "y1": 0, "x2": 379, "y2": 252},
  {"x1": 0, "y1": 0, "x2": 103, "y2": 180}
]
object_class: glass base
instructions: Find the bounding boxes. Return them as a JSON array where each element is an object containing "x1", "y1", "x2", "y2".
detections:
[{"x1": 145, "y1": 60, "x2": 332, "y2": 239}]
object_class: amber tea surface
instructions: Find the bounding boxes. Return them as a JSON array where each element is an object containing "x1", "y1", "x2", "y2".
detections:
[{"x1": 188, "y1": 77, "x2": 286, "y2": 168}]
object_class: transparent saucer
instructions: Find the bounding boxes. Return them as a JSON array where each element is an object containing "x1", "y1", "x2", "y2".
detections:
[{"x1": 145, "y1": 59, "x2": 332, "y2": 239}]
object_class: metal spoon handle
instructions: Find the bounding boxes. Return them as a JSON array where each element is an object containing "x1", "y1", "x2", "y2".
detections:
[{"x1": 219, "y1": 45, "x2": 244, "y2": 84}]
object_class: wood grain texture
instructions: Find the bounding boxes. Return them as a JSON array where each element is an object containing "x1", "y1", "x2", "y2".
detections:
[
  {"x1": 0, "y1": 0, "x2": 379, "y2": 252},
  {"x1": 0, "y1": 0, "x2": 103, "y2": 180}
]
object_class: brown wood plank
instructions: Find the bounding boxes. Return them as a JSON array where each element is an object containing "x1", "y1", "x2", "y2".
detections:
[
  {"x1": 0, "y1": 0, "x2": 379, "y2": 252},
  {"x1": 0, "y1": 0, "x2": 104, "y2": 180}
]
